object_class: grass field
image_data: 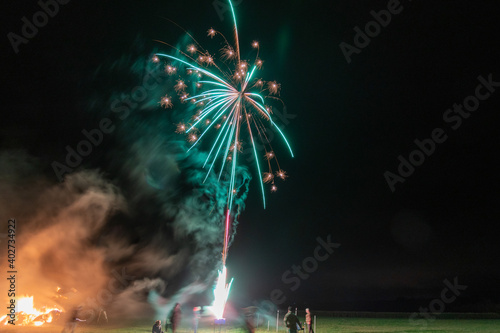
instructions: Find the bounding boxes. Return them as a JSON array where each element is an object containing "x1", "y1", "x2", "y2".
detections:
[{"x1": 4, "y1": 317, "x2": 499, "y2": 333}]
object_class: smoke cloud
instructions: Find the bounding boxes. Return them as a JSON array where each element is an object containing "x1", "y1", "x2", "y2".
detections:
[{"x1": 0, "y1": 43, "x2": 251, "y2": 326}]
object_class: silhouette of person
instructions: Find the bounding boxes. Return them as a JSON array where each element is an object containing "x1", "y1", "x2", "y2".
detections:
[
  {"x1": 168, "y1": 303, "x2": 182, "y2": 333},
  {"x1": 283, "y1": 306, "x2": 303, "y2": 333},
  {"x1": 61, "y1": 306, "x2": 85, "y2": 333},
  {"x1": 305, "y1": 308, "x2": 314, "y2": 333},
  {"x1": 153, "y1": 320, "x2": 164, "y2": 333},
  {"x1": 193, "y1": 307, "x2": 201, "y2": 333}
]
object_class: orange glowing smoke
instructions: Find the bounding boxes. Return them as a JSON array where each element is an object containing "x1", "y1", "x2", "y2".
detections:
[{"x1": 0, "y1": 296, "x2": 62, "y2": 326}]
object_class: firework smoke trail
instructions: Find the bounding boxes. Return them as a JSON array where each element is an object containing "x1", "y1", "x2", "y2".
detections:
[{"x1": 155, "y1": 0, "x2": 293, "y2": 318}]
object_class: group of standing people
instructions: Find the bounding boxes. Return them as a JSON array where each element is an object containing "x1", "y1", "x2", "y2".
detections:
[
  {"x1": 284, "y1": 306, "x2": 315, "y2": 333},
  {"x1": 152, "y1": 303, "x2": 182, "y2": 333},
  {"x1": 153, "y1": 303, "x2": 316, "y2": 333}
]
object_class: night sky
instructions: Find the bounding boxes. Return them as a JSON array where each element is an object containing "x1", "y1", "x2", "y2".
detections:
[{"x1": 2, "y1": 0, "x2": 500, "y2": 314}]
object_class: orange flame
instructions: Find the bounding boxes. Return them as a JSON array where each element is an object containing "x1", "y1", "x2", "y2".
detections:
[{"x1": 1, "y1": 296, "x2": 62, "y2": 326}]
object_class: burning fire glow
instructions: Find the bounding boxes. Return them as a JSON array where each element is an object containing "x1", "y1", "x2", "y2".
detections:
[{"x1": 0, "y1": 296, "x2": 62, "y2": 326}]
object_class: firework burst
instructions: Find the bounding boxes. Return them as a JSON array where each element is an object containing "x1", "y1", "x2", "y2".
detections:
[
  {"x1": 154, "y1": 2, "x2": 293, "y2": 209},
  {"x1": 154, "y1": 0, "x2": 293, "y2": 319}
]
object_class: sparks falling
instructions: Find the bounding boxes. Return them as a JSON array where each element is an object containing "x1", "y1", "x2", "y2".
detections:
[{"x1": 154, "y1": 0, "x2": 293, "y2": 319}]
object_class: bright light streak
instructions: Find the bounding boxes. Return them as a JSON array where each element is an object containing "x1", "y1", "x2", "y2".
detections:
[
  {"x1": 154, "y1": 0, "x2": 294, "y2": 320},
  {"x1": 208, "y1": 266, "x2": 233, "y2": 319}
]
